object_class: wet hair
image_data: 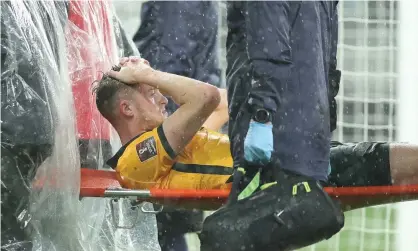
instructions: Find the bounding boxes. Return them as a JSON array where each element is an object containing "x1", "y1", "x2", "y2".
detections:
[{"x1": 92, "y1": 65, "x2": 133, "y2": 123}]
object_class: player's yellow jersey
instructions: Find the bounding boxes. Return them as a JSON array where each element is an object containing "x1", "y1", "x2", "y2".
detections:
[{"x1": 106, "y1": 126, "x2": 233, "y2": 190}]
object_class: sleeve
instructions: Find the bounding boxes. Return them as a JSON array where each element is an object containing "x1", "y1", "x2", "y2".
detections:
[
  {"x1": 155, "y1": 125, "x2": 177, "y2": 160},
  {"x1": 244, "y1": 1, "x2": 293, "y2": 112},
  {"x1": 329, "y1": 4, "x2": 341, "y2": 133}
]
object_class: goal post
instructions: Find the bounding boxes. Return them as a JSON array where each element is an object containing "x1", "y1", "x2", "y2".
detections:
[{"x1": 396, "y1": 0, "x2": 418, "y2": 250}]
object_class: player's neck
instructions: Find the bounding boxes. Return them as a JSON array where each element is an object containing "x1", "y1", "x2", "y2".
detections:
[{"x1": 117, "y1": 123, "x2": 147, "y2": 146}]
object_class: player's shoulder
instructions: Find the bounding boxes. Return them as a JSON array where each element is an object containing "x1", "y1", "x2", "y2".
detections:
[
  {"x1": 106, "y1": 127, "x2": 165, "y2": 169},
  {"x1": 130, "y1": 128, "x2": 161, "y2": 163}
]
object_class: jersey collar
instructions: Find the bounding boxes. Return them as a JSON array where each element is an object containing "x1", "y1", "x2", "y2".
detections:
[{"x1": 106, "y1": 132, "x2": 144, "y2": 169}]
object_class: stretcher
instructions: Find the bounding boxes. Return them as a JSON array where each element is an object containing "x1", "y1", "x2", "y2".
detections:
[
  {"x1": 80, "y1": 168, "x2": 418, "y2": 210},
  {"x1": 34, "y1": 168, "x2": 418, "y2": 229}
]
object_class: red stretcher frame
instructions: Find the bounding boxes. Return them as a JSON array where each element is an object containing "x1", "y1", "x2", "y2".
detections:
[{"x1": 80, "y1": 168, "x2": 418, "y2": 212}]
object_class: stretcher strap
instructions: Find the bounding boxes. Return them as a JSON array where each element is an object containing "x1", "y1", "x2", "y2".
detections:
[{"x1": 237, "y1": 169, "x2": 260, "y2": 200}]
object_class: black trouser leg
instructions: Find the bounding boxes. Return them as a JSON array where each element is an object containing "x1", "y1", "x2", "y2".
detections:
[{"x1": 1, "y1": 144, "x2": 52, "y2": 251}]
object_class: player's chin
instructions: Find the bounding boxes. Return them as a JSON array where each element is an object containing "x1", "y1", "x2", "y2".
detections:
[{"x1": 155, "y1": 115, "x2": 166, "y2": 125}]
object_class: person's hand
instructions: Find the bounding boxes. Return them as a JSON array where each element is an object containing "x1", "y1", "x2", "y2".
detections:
[
  {"x1": 108, "y1": 56, "x2": 152, "y2": 84},
  {"x1": 118, "y1": 56, "x2": 150, "y2": 67},
  {"x1": 243, "y1": 120, "x2": 273, "y2": 165}
]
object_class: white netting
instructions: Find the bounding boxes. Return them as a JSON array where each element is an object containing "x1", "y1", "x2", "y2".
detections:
[
  {"x1": 220, "y1": 1, "x2": 400, "y2": 251},
  {"x1": 302, "y1": 1, "x2": 399, "y2": 251}
]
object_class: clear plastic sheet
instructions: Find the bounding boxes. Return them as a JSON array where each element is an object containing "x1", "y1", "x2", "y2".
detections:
[{"x1": 1, "y1": 1, "x2": 160, "y2": 250}]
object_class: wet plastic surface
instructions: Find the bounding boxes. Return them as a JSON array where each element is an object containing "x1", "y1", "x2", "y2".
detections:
[{"x1": 1, "y1": 1, "x2": 160, "y2": 250}]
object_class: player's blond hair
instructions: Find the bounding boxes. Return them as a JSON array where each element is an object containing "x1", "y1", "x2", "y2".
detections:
[{"x1": 92, "y1": 65, "x2": 134, "y2": 123}]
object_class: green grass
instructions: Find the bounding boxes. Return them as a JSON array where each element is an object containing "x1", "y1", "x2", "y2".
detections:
[{"x1": 299, "y1": 205, "x2": 397, "y2": 251}]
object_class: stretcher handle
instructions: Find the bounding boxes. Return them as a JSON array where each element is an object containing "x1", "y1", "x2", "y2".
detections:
[{"x1": 101, "y1": 185, "x2": 418, "y2": 199}]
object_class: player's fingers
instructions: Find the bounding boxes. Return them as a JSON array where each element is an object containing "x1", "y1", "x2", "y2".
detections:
[
  {"x1": 119, "y1": 57, "x2": 129, "y2": 66},
  {"x1": 129, "y1": 56, "x2": 140, "y2": 63},
  {"x1": 136, "y1": 58, "x2": 150, "y2": 66},
  {"x1": 107, "y1": 70, "x2": 119, "y2": 79}
]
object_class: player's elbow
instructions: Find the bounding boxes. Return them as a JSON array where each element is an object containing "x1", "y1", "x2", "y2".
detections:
[{"x1": 199, "y1": 85, "x2": 221, "y2": 113}]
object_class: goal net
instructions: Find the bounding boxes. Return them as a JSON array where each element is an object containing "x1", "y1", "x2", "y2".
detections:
[
  {"x1": 202, "y1": 1, "x2": 407, "y2": 250},
  {"x1": 302, "y1": 1, "x2": 399, "y2": 251},
  {"x1": 219, "y1": 1, "x2": 403, "y2": 251}
]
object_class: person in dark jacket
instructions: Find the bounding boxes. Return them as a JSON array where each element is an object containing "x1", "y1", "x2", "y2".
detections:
[
  {"x1": 132, "y1": 2, "x2": 221, "y2": 251},
  {"x1": 226, "y1": 0, "x2": 340, "y2": 184},
  {"x1": 133, "y1": 1, "x2": 221, "y2": 114},
  {"x1": 199, "y1": 2, "x2": 344, "y2": 251}
]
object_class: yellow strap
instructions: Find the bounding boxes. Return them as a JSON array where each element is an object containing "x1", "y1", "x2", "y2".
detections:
[
  {"x1": 292, "y1": 184, "x2": 298, "y2": 196},
  {"x1": 237, "y1": 167, "x2": 246, "y2": 175},
  {"x1": 237, "y1": 171, "x2": 260, "y2": 201},
  {"x1": 260, "y1": 181, "x2": 277, "y2": 190},
  {"x1": 303, "y1": 181, "x2": 311, "y2": 192},
  {"x1": 292, "y1": 181, "x2": 311, "y2": 196}
]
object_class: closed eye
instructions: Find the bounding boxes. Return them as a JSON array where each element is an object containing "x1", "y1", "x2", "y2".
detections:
[{"x1": 149, "y1": 89, "x2": 156, "y2": 96}]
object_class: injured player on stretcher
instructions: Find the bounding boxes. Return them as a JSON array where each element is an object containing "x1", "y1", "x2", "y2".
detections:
[
  {"x1": 94, "y1": 57, "x2": 418, "y2": 192},
  {"x1": 95, "y1": 58, "x2": 418, "y2": 193}
]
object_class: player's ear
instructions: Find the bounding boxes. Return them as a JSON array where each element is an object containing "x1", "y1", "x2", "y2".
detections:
[{"x1": 119, "y1": 100, "x2": 134, "y2": 117}]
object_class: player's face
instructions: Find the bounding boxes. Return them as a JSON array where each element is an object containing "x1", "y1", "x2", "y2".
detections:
[
  {"x1": 155, "y1": 90, "x2": 169, "y2": 118},
  {"x1": 133, "y1": 84, "x2": 168, "y2": 128}
]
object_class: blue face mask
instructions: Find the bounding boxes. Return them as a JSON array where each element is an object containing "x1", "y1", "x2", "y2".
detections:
[{"x1": 244, "y1": 120, "x2": 274, "y2": 165}]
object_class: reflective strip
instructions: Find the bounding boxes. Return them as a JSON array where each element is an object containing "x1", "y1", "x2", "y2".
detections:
[
  {"x1": 292, "y1": 181, "x2": 311, "y2": 196},
  {"x1": 237, "y1": 167, "x2": 246, "y2": 175},
  {"x1": 303, "y1": 181, "x2": 311, "y2": 192},
  {"x1": 260, "y1": 181, "x2": 277, "y2": 190},
  {"x1": 292, "y1": 184, "x2": 298, "y2": 196},
  {"x1": 238, "y1": 171, "x2": 260, "y2": 200}
]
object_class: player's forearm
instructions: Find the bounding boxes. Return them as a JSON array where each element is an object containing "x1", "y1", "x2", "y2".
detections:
[
  {"x1": 203, "y1": 88, "x2": 229, "y2": 131},
  {"x1": 139, "y1": 69, "x2": 220, "y2": 108}
]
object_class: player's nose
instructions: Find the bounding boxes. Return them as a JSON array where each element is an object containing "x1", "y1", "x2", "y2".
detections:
[{"x1": 160, "y1": 94, "x2": 168, "y2": 105}]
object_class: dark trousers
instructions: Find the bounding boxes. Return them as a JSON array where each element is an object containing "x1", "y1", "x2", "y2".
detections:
[
  {"x1": 1, "y1": 144, "x2": 52, "y2": 251},
  {"x1": 156, "y1": 208, "x2": 203, "y2": 251}
]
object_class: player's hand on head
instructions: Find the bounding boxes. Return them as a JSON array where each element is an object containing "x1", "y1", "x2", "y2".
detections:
[
  {"x1": 108, "y1": 57, "x2": 153, "y2": 84},
  {"x1": 118, "y1": 56, "x2": 149, "y2": 66},
  {"x1": 118, "y1": 57, "x2": 129, "y2": 66}
]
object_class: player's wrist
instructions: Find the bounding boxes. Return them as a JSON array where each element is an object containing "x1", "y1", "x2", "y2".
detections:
[{"x1": 135, "y1": 67, "x2": 159, "y2": 86}]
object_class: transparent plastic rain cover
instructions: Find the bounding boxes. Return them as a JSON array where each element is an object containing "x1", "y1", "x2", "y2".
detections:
[{"x1": 1, "y1": 1, "x2": 160, "y2": 250}]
